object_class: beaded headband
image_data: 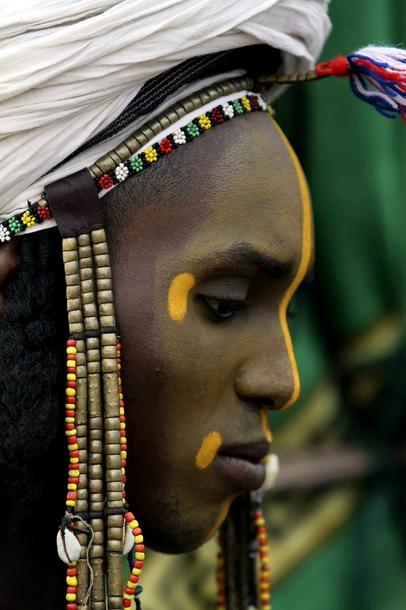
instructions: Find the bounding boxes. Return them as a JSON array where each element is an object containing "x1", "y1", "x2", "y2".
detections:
[{"x1": 0, "y1": 77, "x2": 268, "y2": 243}]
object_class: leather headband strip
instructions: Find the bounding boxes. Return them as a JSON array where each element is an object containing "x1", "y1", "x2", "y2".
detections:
[{"x1": 45, "y1": 168, "x2": 103, "y2": 237}]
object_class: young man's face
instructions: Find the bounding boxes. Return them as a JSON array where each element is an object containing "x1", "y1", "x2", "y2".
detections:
[{"x1": 108, "y1": 112, "x2": 313, "y2": 553}]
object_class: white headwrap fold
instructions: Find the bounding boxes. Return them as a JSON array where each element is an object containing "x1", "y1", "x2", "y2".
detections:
[{"x1": 0, "y1": 0, "x2": 331, "y2": 222}]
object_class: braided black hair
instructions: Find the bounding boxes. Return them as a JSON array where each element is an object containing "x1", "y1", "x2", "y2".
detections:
[{"x1": 0, "y1": 229, "x2": 67, "y2": 528}]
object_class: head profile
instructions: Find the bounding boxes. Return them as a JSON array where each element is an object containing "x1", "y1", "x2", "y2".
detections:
[{"x1": 0, "y1": 1, "x2": 330, "y2": 608}]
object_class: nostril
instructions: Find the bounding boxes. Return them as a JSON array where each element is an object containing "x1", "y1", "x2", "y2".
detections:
[{"x1": 256, "y1": 397, "x2": 276, "y2": 410}]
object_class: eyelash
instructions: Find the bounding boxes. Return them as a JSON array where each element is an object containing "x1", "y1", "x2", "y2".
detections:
[{"x1": 198, "y1": 295, "x2": 247, "y2": 320}]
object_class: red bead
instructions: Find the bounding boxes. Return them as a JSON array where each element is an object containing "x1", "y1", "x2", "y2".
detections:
[
  {"x1": 67, "y1": 567, "x2": 77, "y2": 576},
  {"x1": 125, "y1": 512, "x2": 135, "y2": 523},
  {"x1": 67, "y1": 586, "x2": 77, "y2": 594},
  {"x1": 67, "y1": 491, "x2": 76, "y2": 500},
  {"x1": 119, "y1": 400, "x2": 125, "y2": 407},
  {"x1": 65, "y1": 410, "x2": 75, "y2": 418},
  {"x1": 135, "y1": 544, "x2": 144, "y2": 552},
  {"x1": 120, "y1": 415, "x2": 126, "y2": 422},
  {"x1": 116, "y1": 342, "x2": 122, "y2": 350},
  {"x1": 67, "y1": 436, "x2": 77, "y2": 445},
  {"x1": 123, "y1": 600, "x2": 131, "y2": 608},
  {"x1": 121, "y1": 444, "x2": 127, "y2": 450},
  {"x1": 134, "y1": 560, "x2": 143, "y2": 569},
  {"x1": 67, "y1": 367, "x2": 76, "y2": 374},
  {"x1": 129, "y1": 574, "x2": 138, "y2": 583},
  {"x1": 67, "y1": 339, "x2": 76, "y2": 347},
  {"x1": 120, "y1": 429, "x2": 126, "y2": 437},
  {"x1": 65, "y1": 423, "x2": 75, "y2": 430},
  {"x1": 125, "y1": 587, "x2": 134, "y2": 595},
  {"x1": 66, "y1": 353, "x2": 76, "y2": 360},
  {"x1": 68, "y1": 477, "x2": 79, "y2": 484},
  {"x1": 132, "y1": 527, "x2": 142, "y2": 536},
  {"x1": 66, "y1": 396, "x2": 76, "y2": 404},
  {"x1": 67, "y1": 380, "x2": 77, "y2": 388},
  {"x1": 70, "y1": 450, "x2": 79, "y2": 458},
  {"x1": 66, "y1": 604, "x2": 77, "y2": 610}
]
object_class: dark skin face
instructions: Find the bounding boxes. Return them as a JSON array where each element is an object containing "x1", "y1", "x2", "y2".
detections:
[{"x1": 107, "y1": 112, "x2": 313, "y2": 553}]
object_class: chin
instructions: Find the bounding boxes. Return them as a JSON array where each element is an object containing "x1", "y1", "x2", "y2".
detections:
[{"x1": 139, "y1": 496, "x2": 235, "y2": 555}]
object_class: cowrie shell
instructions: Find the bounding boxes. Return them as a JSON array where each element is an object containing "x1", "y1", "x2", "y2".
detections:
[
  {"x1": 122, "y1": 522, "x2": 134, "y2": 556},
  {"x1": 56, "y1": 528, "x2": 81, "y2": 564}
]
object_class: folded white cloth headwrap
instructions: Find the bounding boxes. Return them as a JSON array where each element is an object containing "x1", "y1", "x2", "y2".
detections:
[{"x1": 0, "y1": 0, "x2": 331, "y2": 223}]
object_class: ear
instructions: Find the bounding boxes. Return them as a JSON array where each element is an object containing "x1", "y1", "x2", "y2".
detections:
[{"x1": 0, "y1": 238, "x2": 20, "y2": 314}]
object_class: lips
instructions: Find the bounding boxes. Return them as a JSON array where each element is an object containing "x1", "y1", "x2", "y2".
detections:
[{"x1": 216, "y1": 441, "x2": 270, "y2": 492}]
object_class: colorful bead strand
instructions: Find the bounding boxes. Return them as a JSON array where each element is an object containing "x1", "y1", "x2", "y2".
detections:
[
  {"x1": 215, "y1": 534, "x2": 226, "y2": 610},
  {"x1": 254, "y1": 506, "x2": 271, "y2": 610},
  {"x1": 65, "y1": 338, "x2": 79, "y2": 610}
]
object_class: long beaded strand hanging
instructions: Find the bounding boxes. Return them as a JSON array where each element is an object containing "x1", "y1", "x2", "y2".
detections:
[{"x1": 216, "y1": 492, "x2": 272, "y2": 610}]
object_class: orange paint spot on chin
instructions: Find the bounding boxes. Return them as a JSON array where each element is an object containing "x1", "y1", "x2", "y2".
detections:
[
  {"x1": 201, "y1": 494, "x2": 239, "y2": 545},
  {"x1": 195, "y1": 431, "x2": 222, "y2": 469}
]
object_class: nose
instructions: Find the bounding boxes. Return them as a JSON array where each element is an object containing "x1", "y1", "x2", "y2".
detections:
[{"x1": 234, "y1": 320, "x2": 299, "y2": 411}]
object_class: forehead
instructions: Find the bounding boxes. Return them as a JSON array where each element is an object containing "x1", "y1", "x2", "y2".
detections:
[{"x1": 111, "y1": 112, "x2": 305, "y2": 270}]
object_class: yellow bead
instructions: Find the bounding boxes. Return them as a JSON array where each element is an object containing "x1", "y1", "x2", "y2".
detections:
[
  {"x1": 66, "y1": 500, "x2": 75, "y2": 507},
  {"x1": 66, "y1": 593, "x2": 76, "y2": 601},
  {"x1": 65, "y1": 429, "x2": 77, "y2": 436},
  {"x1": 65, "y1": 404, "x2": 76, "y2": 411},
  {"x1": 65, "y1": 417, "x2": 75, "y2": 424},
  {"x1": 66, "y1": 576, "x2": 78, "y2": 586},
  {"x1": 121, "y1": 451, "x2": 127, "y2": 459},
  {"x1": 70, "y1": 457, "x2": 79, "y2": 464},
  {"x1": 135, "y1": 552, "x2": 145, "y2": 560},
  {"x1": 120, "y1": 407, "x2": 125, "y2": 415},
  {"x1": 120, "y1": 422, "x2": 126, "y2": 429},
  {"x1": 66, "y1": 388, "x2": 76, "y2": 396},
  {"x1": 67, "y1": 359, "x2": 76, "y2": 368},
  {"x1": 67, "y1": 373, "x2": 76, "y2": 381},
  {"x1": 121, "y1": 436, "x2": 127, "y2": 444},
  {"x1": 68, "y1": 483, "x2": 77, "y2": 490},
  {"x1": 68, "y1": 443, "x2": 79, "y2": 451},
  {"x1": 128, "y1": 519, "x2": 138, "y2": 529},
  {"x1": 123, "y1": 593, "x2": 133, "y2": 601},
  {"x1": 66, "y1": 346, "x2": 77, "y2": 355},
  {"x1": 134, "y1": 535, "x2": 143, "y2": 544},
  {"x1": 119, "y1": 393, "x2": 123, "y2": 399},
  {"x1": 126, "y1": 581, "x2": 136, "y2": 589},
  {"x1": 132, "y1": 568, "x2": 141, "y2": 576},
  {"x1": 69, "y1": 469, "x2": 80, "y2": 477}
]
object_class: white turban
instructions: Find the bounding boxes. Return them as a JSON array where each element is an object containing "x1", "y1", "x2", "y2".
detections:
[{"x1": 0, "y1": 0, "x2": 331, "y2": 223}]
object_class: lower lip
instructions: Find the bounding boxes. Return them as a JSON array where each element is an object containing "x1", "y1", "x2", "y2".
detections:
[{"x1": 216, "y1": 455, "x2": 266, "y2": 491}]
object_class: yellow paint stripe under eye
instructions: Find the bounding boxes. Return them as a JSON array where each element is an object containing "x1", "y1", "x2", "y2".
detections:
[
  {"x1": 167, "y1": 272, "x2": 196, "y2": 321},
  {"x1": 270, "y1": 115, "x2": 313, "y2": 410}
]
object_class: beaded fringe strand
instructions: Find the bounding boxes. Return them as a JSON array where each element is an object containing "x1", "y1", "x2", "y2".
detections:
[{"x1": 59, "y1": 229, "x2": 144, "y2": 610}]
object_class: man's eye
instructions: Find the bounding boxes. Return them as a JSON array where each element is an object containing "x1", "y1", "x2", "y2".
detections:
[{"x1": 199, "y1": 295, "x2": 247, "y2": 319}]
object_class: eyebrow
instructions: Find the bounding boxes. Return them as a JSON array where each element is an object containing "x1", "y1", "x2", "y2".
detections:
[{"x1": 195, "y1": 243, "x2": 297, "y2": 279}]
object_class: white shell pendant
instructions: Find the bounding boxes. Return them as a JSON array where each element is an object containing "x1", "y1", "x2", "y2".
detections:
[
  {"x1": 56, "y1": 528, "x2": 81, "y2": 564},
  {"x1": 122, "y1": 522, "x2": 134, "y2": 556}
]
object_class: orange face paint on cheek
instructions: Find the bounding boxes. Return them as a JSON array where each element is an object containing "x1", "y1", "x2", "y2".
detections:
[
  {"x1": 195, "y1": 431, "x2": 222, "y2": 469},
  {"x1": 270, "y1": 116, "x2": 313, "y2": 410},
  {"x1": 167, "y1": 272, "x2": 195, "y2": 321}
]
